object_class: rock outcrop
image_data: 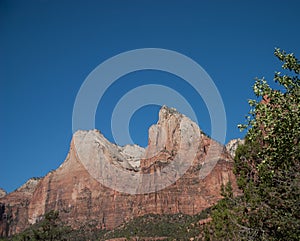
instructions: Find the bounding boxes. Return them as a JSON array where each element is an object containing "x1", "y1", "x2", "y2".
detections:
[
  {"x1": 226, "y1": 138, "x2": 245, "y2": 158},
  {"x1": 0, "y1": 106, "x2": 239, "y2": 237},
  {"x1": 0, "y1": 189, "x2": 6, "y2": 199},
  {"x1": 0, "y1": 178, "x2": 40, "y2": 236}
]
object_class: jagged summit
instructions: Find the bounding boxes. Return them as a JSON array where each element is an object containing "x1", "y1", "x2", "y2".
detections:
[
  {"x1": 72, "y1": 105, "x2": 203, "y2": 194},
  {"x1": 159, "y1": 105, "x2": 181, "y2": 119},
  {"x1": 73, "y1": 129, "x2": 145, "y2": 172},
  {"x1": 72, "y1": 105, "x2": 199, "y2": 172}
]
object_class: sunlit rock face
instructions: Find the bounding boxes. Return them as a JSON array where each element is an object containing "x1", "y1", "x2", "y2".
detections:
[
  {"x1": 226, "y1": 138, "x2": 245, "y2": 158},
  {"x1": 0, "y1": 106, "x2": 239, "y2": 237},
  {"x1": 0, "y1": 189, "x2": 6, "y2": 199}
]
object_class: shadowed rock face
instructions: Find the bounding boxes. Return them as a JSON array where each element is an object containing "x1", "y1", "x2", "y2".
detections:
[{"x1": 0, "y1": 106, "x2": 239, "y2": 237}]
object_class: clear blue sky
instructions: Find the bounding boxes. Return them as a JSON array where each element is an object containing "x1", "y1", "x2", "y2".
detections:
[{"x1": 1, "y1": 0, "x2": 299, "y2": 193}]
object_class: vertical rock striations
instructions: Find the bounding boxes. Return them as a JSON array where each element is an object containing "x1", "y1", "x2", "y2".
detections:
[{"x1": 0, "y1": 178, "x2": 40, "y2": 237}]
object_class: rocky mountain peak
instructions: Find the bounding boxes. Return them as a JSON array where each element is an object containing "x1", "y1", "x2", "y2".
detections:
[
  {"x1": 72, "y1": 105, "x2": 202, "y2": 194},
  {"x1": 0, "y1": 105, "x2": 240, "y2": 237},
  {"x1": 146, "y1": 105, "x2": 200, "y2": 158},
  {"x1": 158, "y1": 105, "x2": 182, "y2": 123},
  {"x1": 73, "y1": 129, "x2": 145, "y2": 172}
]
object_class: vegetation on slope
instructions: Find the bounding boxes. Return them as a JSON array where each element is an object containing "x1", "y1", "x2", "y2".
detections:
[
  {"x1": 102, "y1": 210, "x2": 210, "y2": 240},
  {"x1": 1, "y1": 210, "x2": 211, "y2": 241}
]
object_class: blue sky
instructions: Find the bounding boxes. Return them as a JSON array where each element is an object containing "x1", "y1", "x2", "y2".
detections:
[{"x1": 1, "y1": 0, "x2": 300, "y2": 193}]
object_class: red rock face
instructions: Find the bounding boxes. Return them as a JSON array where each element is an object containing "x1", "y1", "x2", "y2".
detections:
[
  {"x1": 0, "y1": 106, "x2": 239, "y2": 237},
  {"x1": 0, "y1": 178, "x2": 40, "y2": 236}
]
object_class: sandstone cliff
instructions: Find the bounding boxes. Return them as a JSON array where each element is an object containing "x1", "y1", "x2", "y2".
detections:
[
  {"x1": 0, "y1": 106, "x2": 239, "y2": 237},
  {"x1": 0, "y1": 178, "x2": 40, "y2": 236}
]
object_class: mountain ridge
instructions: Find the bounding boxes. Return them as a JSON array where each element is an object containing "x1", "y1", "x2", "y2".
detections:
[{"x1": 0, "y1": 106, "x2": 240, "y2": 237}]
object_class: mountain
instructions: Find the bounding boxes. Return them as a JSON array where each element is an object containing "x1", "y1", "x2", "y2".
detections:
[{"x1": 0, "y1": 106, "x2": 240, "y2": 237}]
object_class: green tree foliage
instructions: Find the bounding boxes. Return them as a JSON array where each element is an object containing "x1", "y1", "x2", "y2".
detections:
[
  {"x1": 32, "y1": 210, "x2": 67, "y2": 241},
  {"x1": 103, "y1": 211, "x2": 211, "y2": 240},
  {"x1": 208, "y1": 49, "x2": 300, "y2": 240},
  {"x1": 9, "y1": 211, "x2": 71, "y2": 241}
]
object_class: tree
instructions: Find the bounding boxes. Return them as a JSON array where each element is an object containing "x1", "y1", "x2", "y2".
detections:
[
  {"x1": 10, "y1": 211, "x2": 71, "y2": 241},
  {"x1": 33, "y1": 210, "x2": 61, "y2": 241},
  {"x1": 208, "y1": 49, "x2": 300, "y2": 240}
]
